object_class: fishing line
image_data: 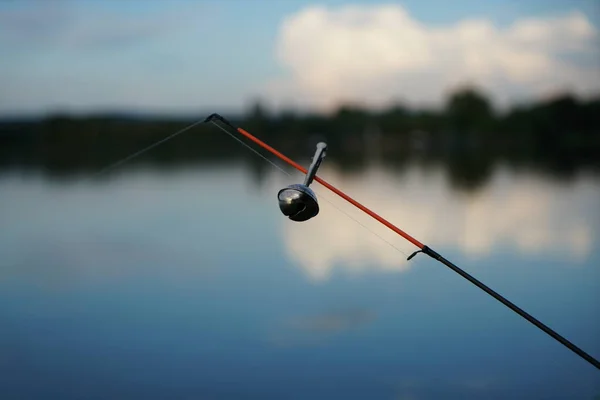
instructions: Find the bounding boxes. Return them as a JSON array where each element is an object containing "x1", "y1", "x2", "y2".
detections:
[
  {"x1": 88, "y1": 114, "x2": 413, "y2": 260},
  {"x1": 91, "y1": 118, "x2": 205, "y2": 178},
  {"x1": 209, "y1": 120, "x2": 415, "y2": 261}
]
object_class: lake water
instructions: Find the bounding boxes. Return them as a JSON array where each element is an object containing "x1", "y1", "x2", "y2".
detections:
[{"x1": 1, "y1": 161, "x2": 599, "y2": 399}]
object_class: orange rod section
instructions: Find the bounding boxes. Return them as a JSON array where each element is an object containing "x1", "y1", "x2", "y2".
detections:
[{"x1": 237, "y1": 127, "x2": 425, "y2": 249}]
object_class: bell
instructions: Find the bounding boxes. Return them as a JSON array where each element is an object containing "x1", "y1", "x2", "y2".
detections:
[
  {"x1": 278, "y1": 184, "x2": 319, "y2": 221},
  {"x1": 277, "y1": 142, "x2": 327, "y2": 222}
]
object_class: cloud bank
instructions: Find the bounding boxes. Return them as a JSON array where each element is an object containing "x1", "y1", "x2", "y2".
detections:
[
  {"x1": 274, "y1": 166, "x2": 598, "y2": 282},
  {"x1": 266, "y1": 4, "x2": 600, "y2": 112}
]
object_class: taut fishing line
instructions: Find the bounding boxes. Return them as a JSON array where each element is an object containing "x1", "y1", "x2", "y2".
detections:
[
  {"x1": 91, "y1": 116, "x2": 414, "y2": 260},
  {"x1": 92, "y1": 118, "x2": 205, "y2": 178},
  {"x1": 88, "y1": 112, "x2": 600, "y2": 371}
]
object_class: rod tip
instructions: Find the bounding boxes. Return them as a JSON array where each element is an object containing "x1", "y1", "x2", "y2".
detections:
[
  {"x1": 204, "y1": 113, "x2": 220, "y2": 123},
  {"x1": 204, "y1": 113, "x2": 234, "y2": 127}
]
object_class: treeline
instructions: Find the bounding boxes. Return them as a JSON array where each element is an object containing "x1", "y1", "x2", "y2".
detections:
[
  {"x1": 243, "y1": 87, "x2": 600, "y2": 150},
  {"x1": 1, "y1": 86, "x2": 599, "y2": 188}
]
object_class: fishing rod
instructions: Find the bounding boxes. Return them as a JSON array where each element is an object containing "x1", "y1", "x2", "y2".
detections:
[{"x1": 204, "y1": 112, "x2": 600, "y2": 371}]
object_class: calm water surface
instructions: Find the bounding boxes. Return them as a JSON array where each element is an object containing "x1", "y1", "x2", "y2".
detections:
[{"x1": 1, "y1": 162, "x2": 599, "y2": 399}]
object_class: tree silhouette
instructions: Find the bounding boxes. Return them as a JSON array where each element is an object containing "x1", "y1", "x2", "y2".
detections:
[{"x1": 446, "y1": 86, "x2": 494, "y2": 134}]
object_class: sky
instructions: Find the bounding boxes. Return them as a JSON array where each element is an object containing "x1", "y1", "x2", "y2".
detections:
[{"x1": 0, "y1": 0, "x2": 599, "y2": 117}]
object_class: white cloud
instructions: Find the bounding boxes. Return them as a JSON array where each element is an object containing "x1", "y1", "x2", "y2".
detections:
[
  {"x1": 265, "y1": 4, "x2": 600, "y2": 112},
  {"x1": 271, "y1": 165, "x2": 598, "y2": 282}
]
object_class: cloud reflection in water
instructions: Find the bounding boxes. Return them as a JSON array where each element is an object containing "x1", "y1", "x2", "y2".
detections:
[{"x1": 276, "y1": 165, "x2": 599, "y2": 281}]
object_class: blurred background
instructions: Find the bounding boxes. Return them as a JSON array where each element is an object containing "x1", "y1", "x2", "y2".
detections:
[{"x1": 1, "y1": 0, "x2": 599, "y2": 399}]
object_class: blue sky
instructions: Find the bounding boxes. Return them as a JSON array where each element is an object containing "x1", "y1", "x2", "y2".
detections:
[{"x1": 0, "y1": 0, "x2": 598, "y2": 116}]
